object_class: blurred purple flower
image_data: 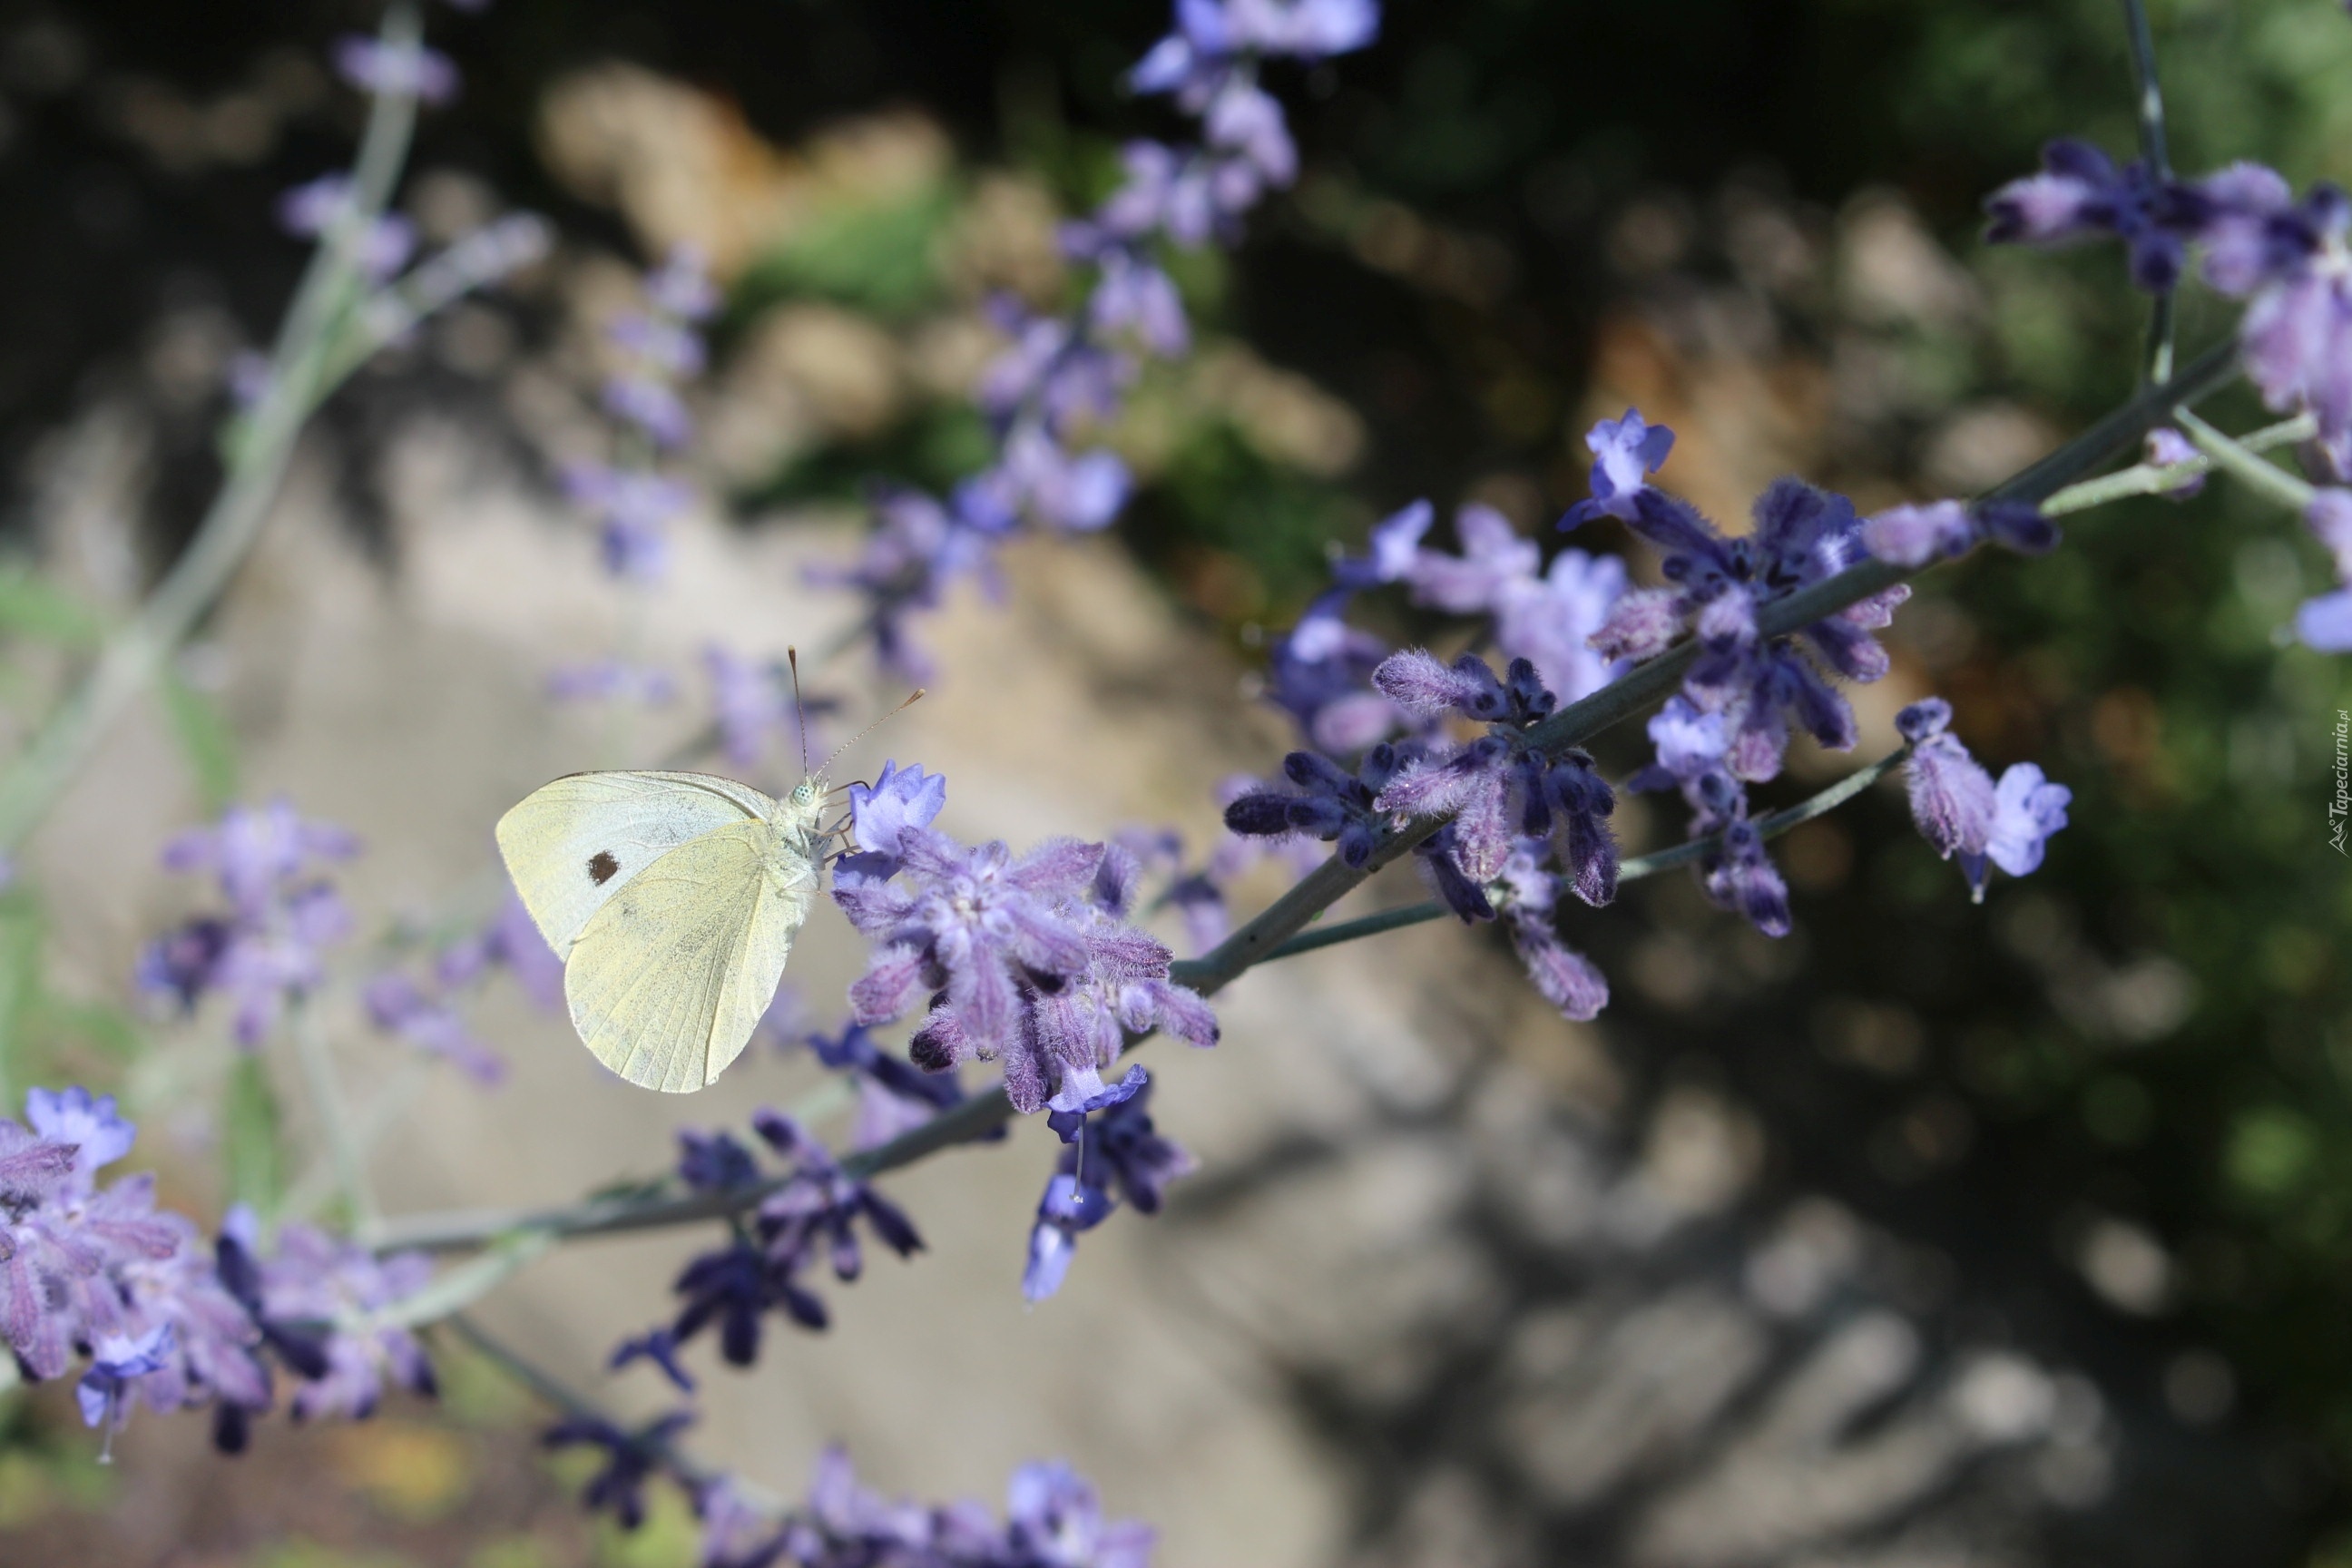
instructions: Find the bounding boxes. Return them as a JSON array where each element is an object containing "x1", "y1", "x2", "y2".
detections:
[
  {"x1": 600, "y1": 375, "x2": 694, "y2": 451},
  {"x1": 2143, "y1": 426, "x2": 2207, "y2": 499},
  {"x1": 332, "y1": 37, "x2": 460, "y2": 104},
  {"x1": 364, "y1": 973, "x2": 506, "y2": 1085},
  {"x1": 252, "y1": 1223, "x2": 437, "y2": 1420},
  {"x1": 437, "y1": 892, "x2": 565, "y2": 1011},
  {"x1": 544, "y1": 1410, "x2": 696, "y2": 1532},
  {"x1": 645, "y1": 245, "x2": 720, "y2": 321},
  {"x1": 1003, "y1": 1459, "x2": 1158, "y2": 1567},
  {"x1": 546, "y1": 660, "x2": 679, "y2": 707},
  {"x1": 162, "y1": 799, "x2": 358, "y2": 921},
  {"x1": 1983, "y1": 137, "x2": 2196, "y2": 291},
  {"x1": 1262, "y1": 591, "x2": 1405, "y2": 751}
]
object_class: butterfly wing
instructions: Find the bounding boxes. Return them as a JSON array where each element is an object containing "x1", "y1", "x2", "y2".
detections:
[
  {"x1": 562, "y1": 819, "x2": 819, "y2": 1092},
  {"x1": 495, "y1": 770, "x2": 776, "y2": 958}
]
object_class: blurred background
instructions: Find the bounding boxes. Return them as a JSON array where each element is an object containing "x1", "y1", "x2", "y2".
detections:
[{"x1": 0, "y1": 0, "x2": 2348, "y2": 1564}]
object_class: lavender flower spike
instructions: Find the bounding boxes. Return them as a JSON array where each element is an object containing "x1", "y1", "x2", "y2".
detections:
[{"x1": 1563, "y1": 409, "x2": 1675, "y2": 527}]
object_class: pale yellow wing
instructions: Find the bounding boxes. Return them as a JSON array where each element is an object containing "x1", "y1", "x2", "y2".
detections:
[
  {"x1": 562, "y1": 819, "x2": 818, "y2": 1093},
  {"x1": 495, "y1": 770, "x2": 775, "y2": 958}
]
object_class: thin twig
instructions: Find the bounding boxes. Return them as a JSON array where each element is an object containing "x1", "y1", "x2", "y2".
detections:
[
  {"x1": 2043, "y1": 412, "x2": 2315, "y2": 514},
  {"x1": 2122, "y1": 0, "x2": 2176, "y2": 383},
  {"x1": 2175, "y1": 406, "x2": 2317, "y2": 510}
]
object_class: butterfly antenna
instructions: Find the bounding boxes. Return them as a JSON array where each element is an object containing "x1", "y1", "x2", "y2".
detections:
[
  {"x1": 787, "y1": 647, "x2": 811, "y2": 779},
  {"x1": 819, "y1": 688, "x2": 926, "y2": 778}
]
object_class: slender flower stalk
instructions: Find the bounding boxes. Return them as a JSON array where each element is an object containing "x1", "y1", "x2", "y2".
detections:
[{"x1": 0, "y1": 0, "x2": 429, "y2": 852}]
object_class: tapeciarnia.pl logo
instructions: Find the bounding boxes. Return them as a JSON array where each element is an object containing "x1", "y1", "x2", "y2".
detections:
[{"x1": 2333, "y1": 710, "x2": 2349, "y2": 857}]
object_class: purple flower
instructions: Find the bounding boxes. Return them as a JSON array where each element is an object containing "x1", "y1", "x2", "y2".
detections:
[
  {"x1": 562, "y1": 464, "x2": 692, "y2": 582},
  {"x1": 332, "y1": 37, "x2": 460, "y2": 104},
  {"x1": 702, "y1": 646, "x2": 806, "y2": 771},
  {"x1": 1606, "y1": 479, "x2": 1914, "y2": 782},
  {"x1": 1895, "y1": 698, "x2": 2069, "y2": 899},
  {"x1": 676, "y1": 1128, "x2": 762, "y2": 1196},
  {"x1": 1562, "y1": 409, "x2": 1676, "y2": 527},
  {"x1": 841, "y1": 832, "x2": 1099, "y2": 1038},
  {"x1": 25, "y1": 1086, "x2": 136, "y2": 1193},
  {"x1": 999, "y1": 427, "x2": 1132, "y2": 533},
  {"x1": 645, "y1": 246, "x2": 720, "y2": 321},
  {"x1": 76, "y1": 1323, "x2": 175, "y2": 1436},
  {"x1": 544, "y1": 1411, "x2": 695, "y2": 1531},
  {"x1": 2231, "y1": 203, "x2": 2352, "y2": 475},
  {"x1": 1983, "y1": 138, "x2": 2196, "y2": 291},
  {"x1": 1022, "y1": 1070, "x2": 1195, "y2": 1301},
  {"x1": 697, "y1": 1477, "x2": 789, "y2": 1568},
  {"x1": 609, "y1": 313, "x2": 708, "y2": 378},
  {"x1": 1089, "y1": 252, "x2": 1191, "y2": 358},
  {"x1": 1861, "y1": 501, "x2": 1977, "y2": 567},
  {"x1": 0, "y1": 1101, "x2": 281, "y2": 1452},
  {"x1": 162, "y1": 799, "x2": 358, "y2": 921},
  {"x1": 1701, "y1": 819, "x2": 1792, "y2": 938},
  {"x1": 978, "y1": 309, "x2": 1131, "y2": 431},
  {"x1": 253, "y1": 1224, "x2": 437, "y2": 1420},
  {"x1": 1368, "y1": 652, "x2": 1618, "y2": 897},
  {"x1": 437, "y1": 893, "x2": 565, "y2": 1012},
  {"x1": 1896, "y1": 698, "x2": 1997, "y2": 861},
  {"x1": 1003, "y1": 1460, "x2": 1158, "y2": 1568},
  {"x1": 1024, "y1": 1171, "x2": 1115, "y2": 1302},
  {"x1": 807, "y1": 487, "x2": 1003, "y2": 684},
  {"x1": 1132, "y1": 0, "x2": 1377, "y2": 100},
  {"x1": 1965, "y1": 763, "x2": 2072, "y2": 901},
  {"x1": 142, "y1": 819, "x2": 356, "y2": 1048},
  {"x1": 843, "y1": 830, "x2": 1213, "y2": 1114},
  {"x1": 849, "y1": 760, "x2": 948, "y2": 863},
  {"x1": 611, "y1": 1328, "x2": 695, "y2": 1394},
  {"x1": 1492, "y1": 845, "x2": 1609, "y2": 1019},
  {"x1": 2298, "y1": 589, "x2": 2352, "y2": 651},
  {"x1": 546, "y1": 660, "x2": 679, "y2": 707},
  {"x1": 602, "y1": 376, "x2": 694, "y2": 450},
  {"x1": 1263, "y1": 592, "x2": 1406, "y2": 751},
  {"x1": 647, "y1": 1114, "x2": 920, "y2": 1370},
  {"x1": 1334, "y1": 497, "x2": 1434, "y2": 589},
  {"x1": 364, "y1": 974, "x2": 507, "y2": 1085},
  {"x1": 1370, "y1": 503, "x2": 1631, "y2": 702},
  {"x1": 1861, "y1": 497, "x2": 2057, "y2": 568},
  {"x1": 2144, "y1": 426, "x2": 2208, "y2": 499},
  {"x1": 750, "y1": 1113, "x2": 924, "y2": 1286},
  {"x1": 1224, "y1": 740, "x2": 1426, "y2": 870},
  {"x1": 275, "y1": 174, "x2": 416, "y2": 279},
  {"x1": 804, "y1": 1022, "x2": 968, "y2": 1151}
]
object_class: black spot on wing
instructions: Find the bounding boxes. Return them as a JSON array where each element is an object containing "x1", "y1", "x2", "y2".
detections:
[{"x1": 588, "y1": 850, "x2": 621, "y2": 885}]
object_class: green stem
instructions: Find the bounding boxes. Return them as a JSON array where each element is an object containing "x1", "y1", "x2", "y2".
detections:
[
  {"x1": 2121, "y1": 0, "x2": 2175, "y2": 383},
  {"x1": 0, "y1": 1, "x2": 425, "y2": 852},
  {"x1": 292, "y1": 995, "x2": 378, "y2": 1238},
  {"x1": 2174, "y1": 406, "x2": 2318, "y2": 511},
  {"x1": 2043, "y1": 413, "x2": 2316, "y2": 514}
]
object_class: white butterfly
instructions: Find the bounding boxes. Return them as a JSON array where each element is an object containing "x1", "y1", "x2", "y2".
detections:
[{"x1": 496, "y1": 767, "x2": 831, "y2": 1093}]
